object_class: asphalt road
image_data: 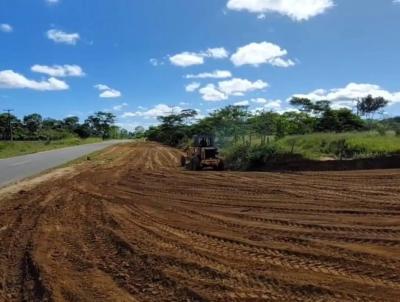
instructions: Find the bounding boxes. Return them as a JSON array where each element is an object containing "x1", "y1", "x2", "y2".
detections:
[{"x1": 0, "y1": 140, "x2": 129, "y2": 188}]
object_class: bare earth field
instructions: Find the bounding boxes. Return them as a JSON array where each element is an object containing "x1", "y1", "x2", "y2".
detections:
[{"x1": 0, "y1": 142, "x2": 399, "y2": 302}]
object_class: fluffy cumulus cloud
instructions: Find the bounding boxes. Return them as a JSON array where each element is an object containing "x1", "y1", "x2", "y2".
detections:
[
  {"x1": 226, "y1": 0, "x2": 334, "y2": 21},
  {"x1": 169, "y1": 47, "x2": 229, "y2": 67},
  {"x1": 206, "y1": 48, "x2": 229, "y2": 59},
  {"x1": 199, "y1": 84, "x2": 228, "y2": 101},
  {"x1": 234, "y1": 100, "x2": 250, "y2": 106},
  {"x1": 218, "y1": 78, "x2": 268, "y2": 96},
  {"x1": 122, "y1": 104, "x2": 182, "y2": 119},
  {"x1": 260, "y1": 99, "x2": 282, "y2": 111},
  {"x1": 185, "y1": 82, "x2": 201, "y2": 92},
  {"x1": 186, "y1": 70, "x2": 232, "y2": 79},
  {"x1": 292, "y1": 83, "x2": 400, "y2": 108},
  {"x1": 112, "y1": 103, "x2": 128, "y2": 111},
  {"x1": 47, "y1": 29, "x2": 80, "y2": 45},
  {"x1": 169, "y1": 52, "x2": 204, "y2": 67},
  {"x1": 235, "y1": 98, "x2": 283, "y2": 111},
  {"x1": 198, "y1": 78, "x2": 268, "y2": 101},
  {"x1": 0, "y1": 70, "x2": 68, "y2": 91},
  {"x1": 94, "y1": 84, "x2": 122, "y2": 98},
  {"x1": 31, "y1": 64, "x2": 85, "y2": 77},
  {"x1": 231, "y1": 42, "x2": 294, "y2": 67},
  {"x1": 0, "y1": 24, "x2": 13, "y2": 33}
]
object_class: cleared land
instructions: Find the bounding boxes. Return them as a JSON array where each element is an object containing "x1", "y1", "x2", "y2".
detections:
[{"x1": 0, "y1": 142, "x2": 399, "y2": 301}]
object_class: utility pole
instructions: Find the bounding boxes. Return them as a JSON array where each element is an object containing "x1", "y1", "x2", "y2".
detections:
[{"x1": 3, "y1": 109, "x2": 14, "y2": 141}]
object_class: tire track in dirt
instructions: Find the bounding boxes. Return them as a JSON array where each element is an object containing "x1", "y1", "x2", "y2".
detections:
[{"x1": 1, "y1": 142, "x2": 400, "y2": 301}]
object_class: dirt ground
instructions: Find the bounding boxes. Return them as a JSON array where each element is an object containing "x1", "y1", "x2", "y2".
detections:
[{"x1": 0, "y1": 142, "x2": 399, "y2": 302}]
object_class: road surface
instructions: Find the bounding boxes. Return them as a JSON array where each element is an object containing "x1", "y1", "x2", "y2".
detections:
[{"x1": 0, "y1": 140, "x2": 128, "y2": 188}]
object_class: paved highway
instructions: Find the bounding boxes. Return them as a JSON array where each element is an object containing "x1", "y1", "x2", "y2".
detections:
[{"x1": 0, "y1": 140, "x2": 129, "y2": 188}]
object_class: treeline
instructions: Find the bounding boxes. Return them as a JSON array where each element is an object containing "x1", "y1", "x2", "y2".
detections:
[
  {"x1": 0, "y1": 111, "x2": 132, "y2": 141},
  {"x1": 145, "y1": 95, "x2": 398, "y2": 148}
]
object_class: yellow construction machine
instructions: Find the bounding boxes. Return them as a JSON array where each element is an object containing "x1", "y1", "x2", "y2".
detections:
[{"x1": 181, "y1": 135, "x2": 224, "y2": 171}]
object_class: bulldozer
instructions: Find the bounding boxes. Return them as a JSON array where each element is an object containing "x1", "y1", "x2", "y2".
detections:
[{"x1": 181, "y1": 135, "x2": 224, "y2": 171}]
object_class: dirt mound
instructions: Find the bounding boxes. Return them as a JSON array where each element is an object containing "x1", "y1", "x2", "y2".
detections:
[
  {"x1": 1, "y1": 142, "x2": 399, "y2": 301},
  {"x1": 255, "y1": 154, "x2": 400, "y2": 172}
]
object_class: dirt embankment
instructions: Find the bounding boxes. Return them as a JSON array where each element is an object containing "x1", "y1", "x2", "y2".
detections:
[
  {"x1": 253, "y1": 154, "x2": 400, "y2": 172},
  {"x1": 0, "y1": 142, "x2": 400, "y2": 301}
]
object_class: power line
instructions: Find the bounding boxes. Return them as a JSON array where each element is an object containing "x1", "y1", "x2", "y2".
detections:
[{"x1": 3, "y1": 109, "x2": 14, "y2": 141}]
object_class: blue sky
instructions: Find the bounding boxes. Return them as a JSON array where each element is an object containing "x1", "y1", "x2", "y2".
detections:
[{"x1": 1, "y1": 0, "x2": 400, "y2": 130}]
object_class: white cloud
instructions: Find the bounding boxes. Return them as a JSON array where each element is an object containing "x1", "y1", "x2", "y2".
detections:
[
  {"x1": 0, "y1": 69, "x2": 68, "y2": 91},
  {"x1": 231, "y1": 42, "x2": 294, "y2": 67},
  {"x1": 292, "y1": 83, "x2": 400, "y2": 107},
  {"x1": 394, "y1": 0, "x2": 400, "y2": 4},
  {"x1": 263, "y1": 99, "x2": 282, "y2": 111},
  {"x1": 206, "y1": 47, "x2": 229, "y2": 59},
  {"x1": 251, "y1": 98, "x2": 268, "y2": 104},
  {"x1": 199, "y1": 78, "x2": 268, "y2": 101},
  {"x1": 244, "y1": 98, "x2": 283, "y2": 111},
  {"x1": 218, "y1": 78, "x2": 268, "y2": 96},
  {"x1": 226, "y1": 0, "x2": 334, "y2": 21},
  {"x1": 0, "y1": 24, "x2": 13, "y2": 33},
  {"x1": 186, "y1": 70, "x2": 232, "y2": 79},
  {"x1": 100, "y1": 90, "x2": 122, "y2": 98},
  {"x1": 169, "y1": 47, "x2": 229, "y2": 67},
  {"x1": 122, "y1": 104, "x2": 182, "y2": 118},
  {"x1": 185, "y1": 82, "x2": 201, "y2": 92},
  {"x1": 94, "y1": 84, "x2": 122, "y2": 98},
  {"x1": 94, "y1": 84, "x2": 110, "y2": 91},
  {"x1": 46, "y1": 0, "x2": 60, "y2": 4},
  {"x1": 149, "y1": 58, "x2": 163, "y2": 66},
  {"x1": 169, "y1": 52, "x2": 205, "y2": 67},
  {"x1": 199, "y1": 84, "x2": 228, "y2": 101},
  {"x1": 234, "y1": 100, "x2": 250, "y2": 106},
  {"x1": 31, "y1": 64, "x2": 85, "y2": 77},
  {"x1": 47, "y1": 29, "x2": 80, "y2": 45},
  {"x1": 113, "y1": 102, "x2": 128, "y2": 111}
]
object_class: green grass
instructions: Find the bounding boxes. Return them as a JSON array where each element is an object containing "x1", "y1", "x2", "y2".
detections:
[
  {"x1": 274, "y1": 131, "x2": 400, "y2": 160},
  {"x1": 0, "y1": 137, "x2": 103, "y2": 159},
  {"x1": 221, "y1": 131, "x2": 400, "y2": 170}
]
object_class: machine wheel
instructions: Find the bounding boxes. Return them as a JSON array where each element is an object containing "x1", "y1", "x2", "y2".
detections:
[
  {"x1": 216, "y1": 160, "x2": 224, "y2": 171},
  {"x1": 180, "y1": 156, "x2": 186, "y2": 167},
  {"x1": 190, "y1": 157, "x2": 201, "y2": 171}
]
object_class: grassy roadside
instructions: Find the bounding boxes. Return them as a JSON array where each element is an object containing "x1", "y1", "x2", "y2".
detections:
[
  {"x1": 275, "y1": 131, "x2": 400, "y2": 160},
  {"x1": 223, "y1": 131, "x2": 400, "y2": 169},
  {"x1": 0, "y1": 137, "x2": 103, "y2": 159}
]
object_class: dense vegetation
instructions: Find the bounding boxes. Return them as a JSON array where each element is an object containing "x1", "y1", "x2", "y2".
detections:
[
  {"x1": 0, "y1": 111, "x2": 132, "y2": 142},
  {"x1": 144, "y1": 95, "x2": 400, "y2": 169},
  {"x1": 0, "y1": 111, "x2": 132, "y2": 158}
]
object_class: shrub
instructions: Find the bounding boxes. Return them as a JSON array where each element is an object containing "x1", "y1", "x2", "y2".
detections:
[{"x1": 223, "y1": 144, "x2": 277, "y2": 170}]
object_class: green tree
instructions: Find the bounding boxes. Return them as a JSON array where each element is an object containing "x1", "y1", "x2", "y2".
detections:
[
  {"x1": 249, "y1": 111, "x2": 279, "y2": 144},
  {"x1": 85, "y1": 112, "x2": 116, "y2": 139},
  {"x1": 23, "y1": 114, "x2": 43, "y2": 136},
  {"x1": 282, "y1": 112, "x2": 316, "y2": 135},
  {"x1": 317, "y1": 109, "x2": 364, "y2": 132},
  {"x1": 290, "y1": 97, "x2": 331, "y2": 116},
  {"x1": 335, "y1": 109, "x2": 364, "y2": 132},
  {"x1": 0, "y1": 113, "x2": 20, "y2": 140},
  {"x1": 290, "y1": 97, "x2": 314, "y2": 113},
  {"x1": 357, "y1": 95, "x2": 389, "y2": 119},
  {"x1": 63, "y1": 116, "x2": 80, "y2": 132},
  {"x1": 180, "y1": 109, "x2": 198, "y2": 125},
  {"x1": 75, "y1": 123, "x2": 92, "y2": 138}
]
